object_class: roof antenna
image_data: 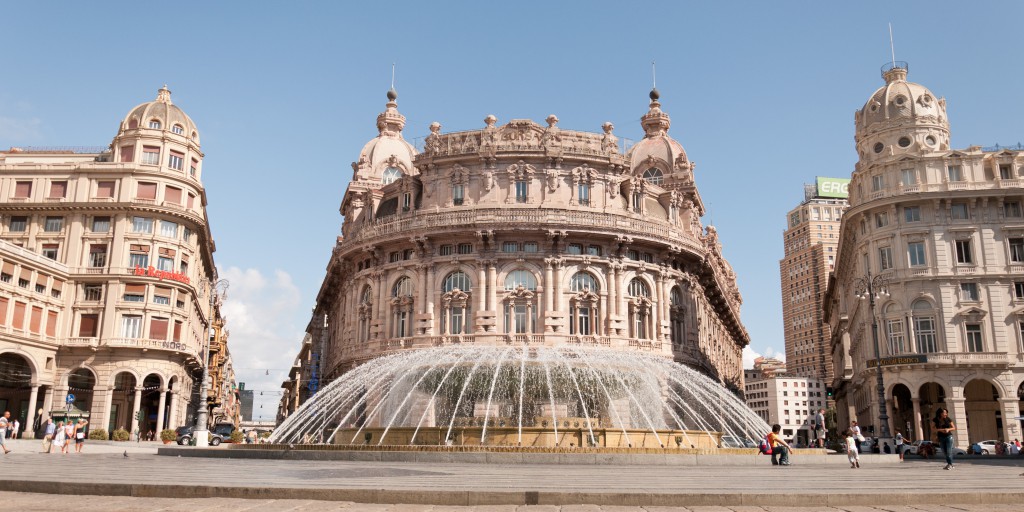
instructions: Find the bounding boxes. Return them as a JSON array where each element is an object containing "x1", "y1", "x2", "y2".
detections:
[
  {"x1": 888, "y1": 23, "x2": 896, "y2": 67},
  {"x1": 651, "y1": 60, "x2": 657, "y2": 89},
  {"x1": 391, "y1": 62, "x2": 396, "y2": 90}
]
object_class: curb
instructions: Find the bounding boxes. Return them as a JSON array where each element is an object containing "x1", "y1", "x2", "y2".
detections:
[{"x1": 0, "y1": 480, "x2": 1020, "y2": 507}]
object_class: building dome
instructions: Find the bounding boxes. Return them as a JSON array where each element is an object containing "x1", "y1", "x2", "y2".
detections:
[
  {"x1": 121, "y1": 85, "x2": 200, "y2": 144},
  {"x1": 352, "y1": 89, "x2": 418, "y2": 183},
  {"x1": 854, "y1": 63, "x2": 949, "y2": 161},
  {"x1": 627, "y1": 90, "x2": 690, "y2": 182}
]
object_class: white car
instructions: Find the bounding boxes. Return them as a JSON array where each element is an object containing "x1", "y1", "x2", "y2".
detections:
[{"x1": 974, "y1": 440, "x2": 1001, "y2": 455}]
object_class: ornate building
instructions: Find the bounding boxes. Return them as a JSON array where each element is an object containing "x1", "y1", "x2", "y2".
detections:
[
  {"x1": 299, "y1": 87, "x2": 750, "y2": 409},
  {"x1": 826, "y1": 63, "x2": 1024, "y2": 447},
  {"x1": 0, "y1": 87, "x2": 233, "y2": 438}
]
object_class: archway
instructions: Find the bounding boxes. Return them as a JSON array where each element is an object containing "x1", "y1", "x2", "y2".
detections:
[
  {"x1": 140, "y1": 374, "x2": 163, "y2": 438},
  {"x1": 66, "y1": 367, "x2": 96, "y2": 416},
  {"x1": 890, "y1": 383, "x2": 914, "y2": 441},
  {"x1": 0, "y1": 353, "x2": 34, "y2": 437},
  {"x1": 109, "y1": 372, "x2": 137, "y2": 434},
  {"x1": 918, "y1": 382, "x2": 946, "y2": 440},
  {"x1": 964, "y1": 379, "x2": 1000, "y2": 443}
]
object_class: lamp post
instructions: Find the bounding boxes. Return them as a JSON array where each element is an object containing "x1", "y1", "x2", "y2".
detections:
[
  {"x1": 194, "y1": 277, "x2": 228, "y2": 447},
  {"x1": 853, "y1": 270, "x2": 891, "y2": 444}
]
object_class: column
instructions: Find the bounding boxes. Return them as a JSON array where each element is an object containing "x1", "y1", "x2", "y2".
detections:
[
  {"x1": 487, "y1": 261, "x2": 497, "y2": 313},
  {"x1": 100, "y1": 386, "x2": 114, "y2": 434},
  {"x1": 654, "y1": 276, "x2": 664, "y2": 341},
  {"x1": 608, "y1": 267, "x2": 618, "y2": 318},
  {"x1": 377, "y1": 274, "x2": 389, "y2": 339},
  {"x1": 544, "y1": 262, "x2": 554, "y2": 312},
  {"x1": 41, "y1": 386, "x2": 54, "y2": 421},
  {"x1": 426, "y1": 265, "x2": 436, "y2": 335},
  {"x1": 25, "y1": 385, "x2": 39, "y2": 437},
  {"x1": 999, "y1": 398, "x2": 1021, "y2": 442},
  {"x1": 418, "y1": 266, "x2": 427, "y2": 315},
  {"x1": 129, "y1": 387, "x2": 142, "y2": 438},
  {"x1": 948, "y1": 396, "x2": 968, "y2": 449},
  {"x1": 911, "y1": 398, "x2": 923, "y2": 441},
  {"x1": 156, "y1": 389, "x2": 168, "y2": 431},
  {"x1": 168, "y1": 391, "x2": 179, "y2": 428},
  {"x1": 477, "y1": 265, "x2": 487, "y2": 311},
  {"x1": 553, "y1": 261, "x2": 564, "y2": 311}
]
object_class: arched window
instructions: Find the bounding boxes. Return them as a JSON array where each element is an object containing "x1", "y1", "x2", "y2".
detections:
[
  {"x1": 382, "y1": 167, "x2": 403, "y2": 185},
  {"x1": 627, "y1": 278, "x2": 653, "y2": 339},
  {"x1": 441, "y1": 271, "x2": 472, "y2": 335},
  {"x1": 148, "y1": 119, "x2": 162, "y2": 130},
  {"x1": 883, "y1": 303, "x2": 906, "y2": 355},
  {"x1": 642, "y1": 168, "x2": 664, "y2": 185},
  {"x1": 171, "y1": 124, "x2": 184, "y2": 135},
  {"x1": 911, "y1": 299, "x2": 937, "y2": 353},
  {"x1": 390, "y1": 277, "x2": 414, "y2": 338},
  {"x1": 669, "y1": 287, "x2": 685, "y2": 347},
  {"x1": 503, "y1": 270, "x2": 538, "y2": 335},
  {"x1": 570, "y1": 272, "x2": 599, "y2": 292}
]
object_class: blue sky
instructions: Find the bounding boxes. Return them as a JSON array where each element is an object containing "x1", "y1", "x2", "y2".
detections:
[{"x1": 3, "y1": 2, "x2": 1022, "y2": 420}]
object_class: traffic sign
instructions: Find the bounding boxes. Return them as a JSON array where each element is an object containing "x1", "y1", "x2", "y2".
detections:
[{"x1": 66, "y1": 394, "x2": 75, "y2": 404}]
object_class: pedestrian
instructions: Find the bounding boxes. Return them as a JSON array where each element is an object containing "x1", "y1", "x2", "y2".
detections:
[
  {"x1": 894, "y1": 431, "x2": 905, "y2": 461},
  {"x1": 42, "y1": 418, "x2": 56, "y2": 453},
  {"x1": 882, "y1": 441, "x2": 891, "y2": 454},
  {"x1": 767, "y1": 424, "x2": 794, "y2": 466},
  {"x1": 933, "y1": 408, "x2": 956, "y2": 470},
  {"x1": 845, "y1": 429, "x2": 860, "y2": 468},
  {"x1": 62, "y1": 420, "x2": 76, "y2": 454},
  {"x1": 814, "y1": 409, "x2": 826, "y2": 448},
  {"x1": 850, "y1": 420, "x2": 864, "y2": 444},
  {"x1": 10, "y1": 419, "x2": 19, "y2": 439},
  {"x1": 0, "y1": 411, "x2": 10, "y2": 454},
  {"x1": 52, "y1": 421, "x2": 66, "y2": 454},
  {"x1": 74, "y1": 419, "x2": 89, "y2": 453}
]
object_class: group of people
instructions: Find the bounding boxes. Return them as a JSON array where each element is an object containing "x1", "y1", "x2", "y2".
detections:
[{"x1": 40, "y1": 417, "x2": 90, "y2": 454}]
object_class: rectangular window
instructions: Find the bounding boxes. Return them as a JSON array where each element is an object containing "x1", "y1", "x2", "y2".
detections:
[
  {"x1": 587, "y1": 245, "x2": 601, "y2": 256},
  {"x1": 160, "y1": 221, "x2": 178, "y2": 238},
  {"x1": 182, "y1": 226, "x2": 192, "y2": 242},
  {"x1": 141, "y1": 146, "x2": 160, "y2": 165},
  {"x1": 168, "y1": 151, "x2": 184, "y2": 170},
  {"x1": 947, "y1": 165, "x2": 963, "y2": 182},
  {"x1": 92, "y1": 216, "x2": 110, "y2": 233},
  {"x1": 452, "y1": 184, "x2": 464, "y2": 206},
  {"x1": 14, "y1": 181, "x2": 32, "y2": 198},
  {"x1": 965, "y1": 324, "x2": 983, "y2": 352},
  {"x1": 9, "y1": 216, "x2": 27, "y2": 232},
  {"x1": 12, "y1": 301, "x2": 25, "y2": 330},
  {"x1": 136, "y1": 182, "x2": 157, "y2": 200},
  {"x1": 119, "y1": 145, "x2": 134, "y2": 163},
  {"x1": 153, "y1": 287, "x2": 171, "y2": 306},
  {"x1": 578, "y1": 183, "x2": 590, "y2": 205},
  {"x1": 89, "y1": 244, "x2": 108, "y2": 267},
  {"x1": 1006, "y1": 201, "x2": 1023, "y2": 218},
  {"x1": 878, "y1": 247, "x2": 893, "y2": 271},
  {"x1": 904, "y1": 206, "x2": 920, "y2": 222},
  {"x1": 960, "y1": 282, "x2": 979, "y2": 301},
  {"x1": 84, "y1": 285, "x2": 103, "y2": 301},
  {"x1": 132, "y1": 216, "x2": 153, "y2": 233},
  {"x1": 129, "y1": 252, "x2": 149, "y2": 268},
  {"x1": 457, "y1": 243, "x2": 473, "y2": 255},
  {"x1": 886, "y1": 318, "x2": 906, "y2": 354},
  {"x1": 187, "y1": 193, "x2": 196, "y2": 209},
  {"x1": 955, "y1": 239, "x2": 973, "y2": 264},
  {"x1": 190, "y1": 159, "x2": 198, "y2": 178},
  {"x1": 164, "y1": 186, "x2": 183, "y2": 206},
  {"x1": 29, "y1": 306, "x2": 42, "y2": 334},
  {"x1": 79, "y1": 314, "x2": 99, "y2": 338},
  {"x1": 627, "y1": 249, "x2": 639, "y2": 260},
  {"x1": 388, "y1": 251, "x2": 401, "y2": 263},
  {"x1": 1010, "y1": 237, "x2": 1024, "y2": 263},
  {"x1": 523, "y1": 242, "x2": 538, "y2": 253},
  {"x1": 874, "y1": 212, "x2": 889, "y2": 228},
  {"x1": 1014, "y1": 281, "x2": 1024, "y2": 299},
  {"x1": 35, "y1": 283, "x2": 46, "y2": 294},
  {"x1": 439, "y1": 245, "x2": 454, "y2": 256},
  {"x1": 871, "y1": 175, "x2": 884, "y2": 191},
  {"x1": 173, "y1": 320, "x2": 183, "y2": 342},
  {"x1": 951, "y1": 203, "x2": 969, "y2": 220},
  {"x1": 502, "y1": 242, "x2": 518, "y2": 253},
  {"x1": 150, "y1": 317, "x2": 169, "y2": 340},
  {"x1": 1000, "y1": 164, "x2": 1012, "y2": 180},
  {"x1": 900, "y1": 168, "x2": 915, "y2": 186},
  {"x1": 515, "y1": 180, "x2": 528, "y2": 203},
  {"x1": 908, "y1": 241, "x2": 926, "y2": 267},
  {"x1": 96, "y1": 180, "x2": 115, "y2": 198},
  {"x1": 43, "y1": 216, "x2": 63, "y2": 232},
  {"x1": 41, "y1": 243, "x2": 58, "y2": 260},
  {"x1": 120, "y1": 315, "x2": 143, "y2": 338},
  {"x1": 567, "y1": 244, "x2": 583, "y2": 255},
  {"x1": 48, "y1": 181, "x2": 67, "y2": 199},
  {"x1": 157, "y1": 256, "x2": 174, "y2": 271},
  {"x1": 123, "y1": 283, "x2": 146, "y2": 303}
]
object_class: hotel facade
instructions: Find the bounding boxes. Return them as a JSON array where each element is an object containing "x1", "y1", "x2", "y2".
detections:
[{"x1": 0, "y1": 87, "x2": 234, "y2": 438}]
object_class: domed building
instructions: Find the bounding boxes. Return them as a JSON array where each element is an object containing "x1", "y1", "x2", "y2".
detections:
[
  {"x1": 826, "y1": 63, "x2": 1024, "y2": 448},
  {"x1": 0, "y1": 86, "x2": 235, "y2": 438},
  {"x1": 284, "y1": 89, "x2": 751, "y2": 421}
]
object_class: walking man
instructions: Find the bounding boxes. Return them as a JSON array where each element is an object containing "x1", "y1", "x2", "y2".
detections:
[
  {"x1": 0, "y1": 411, "x2": 11, "y2": 454},
  {"x1": 42, "y1": 418, "x2": 56, "y2": 453},
  {"x1": 894, "y1": 431, "x2": 905, "y2": 461},
  {"x1": 814, "y1": 409, "x2": 826, "y2": 448}
]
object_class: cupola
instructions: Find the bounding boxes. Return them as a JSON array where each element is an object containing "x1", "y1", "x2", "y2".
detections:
[{"x1": 854, "y1": 62, "x2": 950, "y2": 162}]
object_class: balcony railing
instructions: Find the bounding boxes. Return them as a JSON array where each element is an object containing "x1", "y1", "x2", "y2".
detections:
[{"x1": 925, "y1": 352, "x2": 1009, "y2": 365}]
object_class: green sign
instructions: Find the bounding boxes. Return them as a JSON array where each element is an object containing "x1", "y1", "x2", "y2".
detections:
[
  {"x1": 816, "y1": 177, "x2": 850, "y2": 199},
  {"x1": 866, "y1": 354, "x2": 928, "y2": 367}
]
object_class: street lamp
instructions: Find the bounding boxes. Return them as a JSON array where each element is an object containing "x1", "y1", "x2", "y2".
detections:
[
  {"x1": 853, "y1": 270, "x2": 891, "y2": 444},
  {"x1": 194, "y1": 277, "x2": 228, "y2": 447}
]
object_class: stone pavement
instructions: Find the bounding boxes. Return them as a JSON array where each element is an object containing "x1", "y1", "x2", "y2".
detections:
[{"x1": 0, "y1": 438, "x2": 1022, "y2": 508}]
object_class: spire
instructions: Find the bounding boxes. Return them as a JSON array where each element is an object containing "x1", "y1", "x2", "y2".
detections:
[
  {"x1": 156, "y1": 84, "x2": 172, "y2": 104},
  {"x1": 376, "y1": 87, "x2": 406, "y2": 136},
  {"x1": 641, "y1": 88, "x2": 671, "y2": 137}
]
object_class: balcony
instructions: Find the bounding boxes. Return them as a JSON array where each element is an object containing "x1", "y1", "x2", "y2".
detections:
[
  {"x1": 924, "y1": 352, "x2": 1009, "y2": 367},
  {"x1": 102, "y1": 337, "x2": 200, "y2": 360}
]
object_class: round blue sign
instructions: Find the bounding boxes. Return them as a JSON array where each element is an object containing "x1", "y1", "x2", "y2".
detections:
[{"x1": 66, "y1": 394, "x2": 75, "y2": 403}]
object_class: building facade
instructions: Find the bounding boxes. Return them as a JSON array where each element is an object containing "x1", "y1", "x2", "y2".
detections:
[
  {"x1": 744, "y1": 357, "x2": 826, "y2": 446},
  {"x1": 0, "y1": 87, "x2": 233, "y2": 438},
  {"x1": 826, "y1": 63, "x2": 1024, "y2": 447},
  {"x1": 780, "y1": 181, "x2": 848, "y2": 381},
  {"x1": 286, "y1": 88, "x2": 750, "y2": 418}
]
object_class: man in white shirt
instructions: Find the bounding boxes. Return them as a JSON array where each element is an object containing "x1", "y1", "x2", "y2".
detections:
[{"x1": 0, "y1": 411, "x2": 11, "y2": 454}]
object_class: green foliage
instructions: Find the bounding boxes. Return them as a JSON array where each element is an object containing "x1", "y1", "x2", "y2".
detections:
[
  {"x1": 230, "y1": 430, "x2": 244, "y2": 443},
  {"x1": 88, "y1": 428, "x2": 108, "y2": 440},
  {"x1": 112, "y1": 428, "x2": 130, "y2": 441},
  {"x1": 159, "y1": 428, "x2": 177, "y2": 442}
]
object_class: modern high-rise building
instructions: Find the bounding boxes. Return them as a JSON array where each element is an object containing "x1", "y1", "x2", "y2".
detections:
[
  {"x1": 826, "y1": 62, "x2": 1024, "y2": 448},
  {"x1": 0, "y1": 86, "x2": 233, "y2": 438},
  {"x1": 780, "y1": 179, "x2": 848, "y2": 382}
]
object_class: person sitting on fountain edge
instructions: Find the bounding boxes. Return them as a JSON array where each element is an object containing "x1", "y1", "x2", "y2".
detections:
[{"x1": 767, "y1": 424, "x2": 793, "y2": 466}]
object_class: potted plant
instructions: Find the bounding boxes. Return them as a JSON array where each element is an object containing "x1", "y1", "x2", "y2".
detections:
[
  {"x1": 230, "y1": 429, "x2": 244, "y2": 444},
  {"x1": 160, "y1": 428, "x2": 177, "y2": 444},
  {"x1": 112, "y1": 428, "x2": 130, "y2": 441}
]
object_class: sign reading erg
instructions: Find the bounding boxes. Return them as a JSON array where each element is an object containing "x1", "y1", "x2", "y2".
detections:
[{"x1": 816, "y1": 177, "x2": 850, "y2": 199}]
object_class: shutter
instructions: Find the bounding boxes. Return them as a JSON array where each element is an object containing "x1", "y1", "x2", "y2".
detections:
[
  {"x1": 130, "y1": 244, "x2": 150, "y2": 253},
  {"x1": 46, "y1": 311, "x2": 58, "y2": 337},
  {"x1": 150, "y1": 318, "x2": 169, "y2": 340},
  {"x1": 137, "y1": 182, "x2": 157, "y2": 200},
  {"x1": 52, "y1": 279, "x2": 64, "y2": 294},
  {"x1": 173, "y1": 320, "x2": 182, "y2": 342},
  {"x1": 12, "y1": 302, "x2": 26, "y2": 329},
  {"x1": 120, "y1": 145, "x2": 134, "y2": 163},
  {"x1": 0, "y1": 298, "x2": 7, "y2": 326},
  {"x1": 79, "y1": 314, "x2": 99, "y2": 337},
  {"x1": 15, "y1": 181, "x2": 32, "y2": 197},
  {"x1": 125, "y1": 284, "x2": 146, "y2": 294},
  {"x1": 48, "y1": 181, "x2": 67, "y2": 198},
  {"x1": 21, "y1": 268, "x2": 33, "y2": 281},
  {"x1": 97, "y1": 181, "x2": 115, "y2": 198},
  {"x1": 154, "y1": 286, "x2": 171, "y2": 298},
  {"x1": 2, "y1": 262, "x2": 14, "y2": 274},
  {"x1": 30, "y1": 306, "x2": 43, "y2": 333},
  {"x1": 159, "y1": 248, "x2": 176, "y2": 257},
  {"x1": 165, "y1": 186, "x2": 182, "y2": 205}
]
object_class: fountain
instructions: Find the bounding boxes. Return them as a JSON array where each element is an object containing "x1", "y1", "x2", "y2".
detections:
[{"x1": 270, "y1": 345, "x2": 769, "y2": 450}]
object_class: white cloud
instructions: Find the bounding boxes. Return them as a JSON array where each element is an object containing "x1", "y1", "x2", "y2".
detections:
[
  {"x1": 219, "y1": 266, "x2": 305, "y2": 421},
  {"x1": 743, "y1": 345, "x2": 787, "y2": 369}
]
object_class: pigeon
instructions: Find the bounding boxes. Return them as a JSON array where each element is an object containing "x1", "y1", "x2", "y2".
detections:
[{"x1": 123, "y1": 451, "x2": 128, "y2": 458}]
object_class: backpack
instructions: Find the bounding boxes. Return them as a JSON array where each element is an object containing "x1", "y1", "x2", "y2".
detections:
[{"x1": 758, "y1": 435, "x2": 773, "y2": 455}]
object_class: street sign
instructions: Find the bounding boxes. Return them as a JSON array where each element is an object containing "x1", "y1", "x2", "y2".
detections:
[{"x1": 66, "y1": 394, "x2": 75, "y2": 404}]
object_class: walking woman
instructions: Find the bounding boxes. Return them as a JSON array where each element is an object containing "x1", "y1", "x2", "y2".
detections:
[{"x1": 933, "y1": 408, "x2": 957, "y2": 470}]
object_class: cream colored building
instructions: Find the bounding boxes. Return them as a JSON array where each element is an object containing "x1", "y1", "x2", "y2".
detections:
[
  {"x1": 744, "y1": 358, "x2": 826, "y2": 446},
  {"x1": 291, "y1": 88, "x2": 750, "y2": 418},
  {"x1": 0, "y1": 87, "x2": 233, "y2": 438},
  {"x1": 826, "y1": 63, "x2": 1024, "y2": 447},
  {"x1": 780, "y1": 185, "x2": 848, "y2": 382}
]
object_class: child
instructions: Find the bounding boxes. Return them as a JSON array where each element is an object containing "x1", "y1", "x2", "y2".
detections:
[{"x1": 845, "y1": 429, "x2": 860, "y2": 468}]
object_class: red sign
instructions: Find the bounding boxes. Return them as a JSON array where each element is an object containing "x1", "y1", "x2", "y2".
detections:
[{"x1": 133, "y1": 266, "x2": 191, "y2": 285}]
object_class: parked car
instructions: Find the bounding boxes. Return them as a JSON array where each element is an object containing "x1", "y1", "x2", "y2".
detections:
[
  {"x1": 175, "y1": 423, "x2": 236, "y2": 446},
  {"x1": 907, "y1": 440, "x2": 966, "y2": 457}
]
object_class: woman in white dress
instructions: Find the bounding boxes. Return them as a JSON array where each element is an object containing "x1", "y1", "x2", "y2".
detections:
[{"x1": 52, "y1": 421, "x2": 66, "y2": 454}]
